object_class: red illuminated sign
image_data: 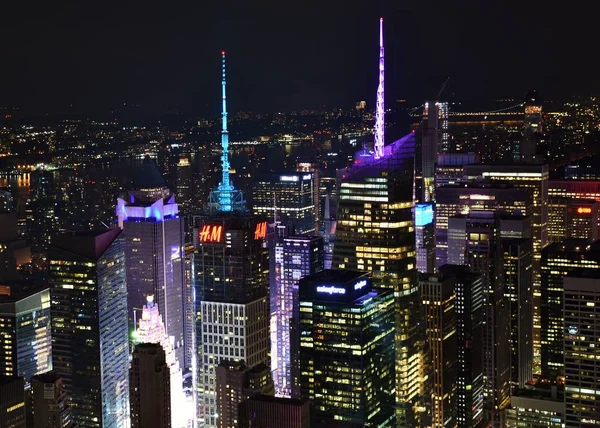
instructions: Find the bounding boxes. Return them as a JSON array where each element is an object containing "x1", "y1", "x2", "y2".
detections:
[
  {"x1": 254, "y1": 221, "x2": 267, "y2": 240},
  {"x1": 199, "y1": 225, "x2": 223, "y2": 243},
  {"x1": 577, "y1": 207, "x2": 592, "y2": 214}
]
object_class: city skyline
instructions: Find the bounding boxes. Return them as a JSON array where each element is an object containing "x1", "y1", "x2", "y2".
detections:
[{"x1": 3, "y1": 2, "x2": 600, "y2": 115}]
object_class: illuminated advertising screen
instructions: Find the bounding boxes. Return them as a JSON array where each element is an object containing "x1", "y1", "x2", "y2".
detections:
[
  {"x1": 576, "y1": 207, "x2": 592, "y2": 214},
  {"x1": 199, "y1": 224, "x2": 223, "y2": 243},
  {"x1": 254, "y1": 221, "x2": 267, "y2": 240}
]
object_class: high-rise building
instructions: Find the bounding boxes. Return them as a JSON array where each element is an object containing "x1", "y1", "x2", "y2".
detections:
[
  {"x1": 0, "y1": 376, "x2": 26, "y2": 428},
  {"x1": 464, "y1": 163, "x2": 549, "y2": 373},
  {"x1": 415, "y1": 203, "x2": 435, "y2": 274},
  {"x1": 130, "y1": 343, "x2": 171, "y2": 428},
  {"x1": 31, "y1": 372, "x2": 73, "y2": 428},
  {"x1": 176, "y1": 155, "x2": 194, "y2": 215},
  {"x1": 420, "y1": 101, "x2": 449, "y2": 201},
  {"x1": 437, "y1": 265, "x2": 484, "y2": 428},
  {"x1": 296, "y1": 162, "x2": 320, "y2": 232},
  {"x1": 297, "y1": 270, "x2": 395, "y2": 427},
  {"x1": 133, "y1": 296, "x2": 190, "y2": 428},
  {"x1": 563, "y1": 269, "x2": 600, "y2": 427},
  {"x1": 215, "y1": 362, "x2": 274, "y2": 428},
  {"x1": 548, "y1": 197, "x2": 598, "y2": 243},
  {"x1": 435, "y1": 152, "x2": 479, "y2": 188},
  {"x1": 420, "y1": 272, "x2": 457, "y2": 428},
  {"x1": 116, "y1": 157, "x2": 188, "y2": 371},
  {"x1": 272, "y1": 236, "x2": 323, "y2": 398},
  {"x1": 540, "y1": 239, "x2": 600, "y2": 380},
  {"x1": 0, "y1": 283, "x2": 52, "y2": 386},
  {"x1": 436, "y1": 182, "x2": 534, "y2": 269},
  {"x1": 193, "y1": 51, "x2": 270, "y2": 428},
  {"x1": 48, "y1": 229, "x2": 130, "y2": 427},
  {"x1": 252, "y1": 172, "x2": 316, "y2": 234},
  {"x1": 519, "y1": 90, "x2": 543, "y2": 163},
  {"x1": 507, "y1": 385, "x2": 564, "y2": 428},
  {"x1": 239, "y1": 395, "x2": 310, "y2": 428}
]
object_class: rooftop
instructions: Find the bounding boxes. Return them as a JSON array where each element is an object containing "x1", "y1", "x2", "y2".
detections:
[{"x1": 132, "y1": 155, "x2": 166, "y2": 190}]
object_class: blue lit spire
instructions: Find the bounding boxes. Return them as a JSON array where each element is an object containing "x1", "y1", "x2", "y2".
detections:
[{"x1": 208, "y1": 51, "x2": 245, "y2": 213}]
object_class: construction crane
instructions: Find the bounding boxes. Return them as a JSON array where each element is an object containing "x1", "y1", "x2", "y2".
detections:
[{"x1": 436, "y1": 76, "x2": 450, "y2": 100}]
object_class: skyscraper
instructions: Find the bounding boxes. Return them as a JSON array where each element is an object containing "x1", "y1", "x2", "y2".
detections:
[
  {"x1": 437, "y1": 265, "x2": 484, "y2": 428},
  {"x1": 297, "y1": 270, "x2": 395, "y2": 426},
  {"x1": 0, "y1": 283, "x2": 52, "y2": 386},
  {"x1": 192, "y1": 51, "x2": 270, "y2": 428},
  {"x1": 129, "y1": 343, "x2": 171, "y2": 428},
  {"x1": 420, "y1": 272, "x2": 457, "y2": 427},
  {"x1": 49, "y1": 229, "x2": 130, "y2": 427},
  {"x1": 519, "y1": 90, "x2": 543, "y2": 163},
  {"x1": 540, "y1": 239, "x2": 600, "y2": 380},
  {"x1": 272, "y1": 235, "x2": 323, "y2": 398},
  {"x1": 548, "y1": 197, "x2": 598, "y2": 243},
  {"x1": 31, "y1": 372, "x2": 73, "y2": 428},
  {"x1": 239, "y1": 395, "x2": 311, "y2": 428},
  {"x1": 420, "y1": 101, "x2": 449, "y2": 202},
  {"x1": 252, "y1": 172, "x2": 316, "y2": 234},
  {"x1": 563, "y1": 269, "x2": 600, "y2": 427},
  {"x1": 0, "y1": 376, "x2": 26, "y2": 428},
  {"x1": 116, "y1": 157, "x2": 188, "y2": 371},
  {"x1": 415, "y1": 203, "x2": 435, "y2": 274}
]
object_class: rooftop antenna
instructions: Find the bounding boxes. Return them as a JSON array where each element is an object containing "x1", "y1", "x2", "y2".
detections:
[{"x1": 373, "y1": 17, "x2": 385, "y2": 159}]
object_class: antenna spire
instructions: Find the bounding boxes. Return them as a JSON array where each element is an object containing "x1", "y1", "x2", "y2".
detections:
[{"x1": 373, "y1": 17, "x2": 385, "y2": 159}]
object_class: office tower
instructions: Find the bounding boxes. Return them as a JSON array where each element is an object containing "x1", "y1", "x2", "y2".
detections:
[
  {"x1": 215, "y1": 362, "x2": 274, "y2": 428},
  {"x1": 321, "y1": 193, "x2": 335, "y2": 269},
  {"x1": 240, "y1": 395, "x2": 310, "y2": 428},
  {"x1": 506, "y1": 385, "x2": 564, "y2": 428},
  {"x1": 519, "y1": 90, "x2": 543, "y2": 163},
  {"x1": 193, "y1": 51, "x2": 270, "y2": 428},
  {"x1": 548, "y1": 197, "x2": 598, "y2": 242},
  {"x1": 176, "y1": 155, "x2": 194, "y2": 215},
  {"x1": 500, "y1": 227, "x2": 534, "y2": 388},
  {"x1": 272, "y1": 236, "x2": 323, "y2": 398},
  {"x1": 0, "y1": 283, "x2": 52, "y2": 385},
  {"x1": 437, "y1": 266, "x2": 484, "y2": 428},
  {"x1": 416, "y1": 203, "x2": 435, "y2": 274},
  {"x1": 563, "y1": 270, "x2": 600, "y2": 427},
  {"x1": 420, "y1": 273, "x2": 457, "y2": 427},
  {"x1": 130, "y1": 343, "x2": 171, "y2": 428},
  {"x1": 133, "y1": 296, "x2": 189, "y2": 428},
  {"x1": 0, "y1": 376, "x2": 26, "y2": 428},
  {"x1": 116, "y1": 157, "x2": 187, "y2": 371},
  {"x1": 27, "y1": 170, "x2": 57, "y2": 260},
  {"x1": 549, "y1": 179, "x2": 600, "y2": 202},
  {"x1": 435, "y1": 152, "x2": 479, "y2": 188},
  {"x1": 540, "y1": 239, "x2": 600, "y2": 380},
  {"x1": 252, "y1": 172, "x2": 316, "y2": 234},
  {"x1": 31, "y1": 372, "x2": 73, "y2": 428},
  {"x1": 436, "y1": 182, "x2": 534, "y2": 269},
  {"x1": 296, "y1": 162, "x2": 320, "y2": 232},
  {"x1": 420, "y1": 101, "x2": 449, "y2": 201},
  {"x1": 464, "y1": 163, "x2": 549, "y2": 372},
  {"x1": 297, "y1": 270, "x2": 395, "y2": 426},
  {"x1": 48, "y1": 229, "x2": 129, "y2": 427}
]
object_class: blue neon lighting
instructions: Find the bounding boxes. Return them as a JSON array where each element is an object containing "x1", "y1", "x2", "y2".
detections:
[{"x1": 415, "y1": 203, "x2": 434, "y2": 226}]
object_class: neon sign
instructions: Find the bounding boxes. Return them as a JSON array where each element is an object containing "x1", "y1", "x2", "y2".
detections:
[
  {"x1": 254, "y1": 221, "x2": 267, "y2": 240},
  {"x1": 316, "y1": 286, "x2": 345, "y2": 295},
  {"x1": 280, "y1": 175, "x2": 298, "y2": 182},
  {"x1": 199, "y1": 225, "x2": 223, "y2": 243},
  {"x1": 354, "y1": 280, "x2": 367, "y2": 290},
  {"x1": 577, "y1": 207, "x2": 592, "y2": 214}
]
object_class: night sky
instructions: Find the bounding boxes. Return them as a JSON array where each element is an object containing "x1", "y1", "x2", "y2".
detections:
[{"x1": 2, "y1": 1, "x2": 599, "y2": 115}]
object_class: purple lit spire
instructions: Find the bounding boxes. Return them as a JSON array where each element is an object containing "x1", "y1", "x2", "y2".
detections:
[{"x1": 374, "y1": 17, "x2": 385, "y2": 159}]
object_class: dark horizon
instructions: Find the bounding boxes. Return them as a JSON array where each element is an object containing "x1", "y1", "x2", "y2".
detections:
[{"x1": 3, "y1": 1, "x2": 600, "y2": 116}]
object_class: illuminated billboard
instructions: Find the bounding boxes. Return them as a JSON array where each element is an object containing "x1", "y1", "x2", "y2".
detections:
[
  {"x1": 254, "y1": 221, "x2": 267, "y2": 240},
  {"x1": 199, "y1": 225, "x2": 223, "y2": 243}
]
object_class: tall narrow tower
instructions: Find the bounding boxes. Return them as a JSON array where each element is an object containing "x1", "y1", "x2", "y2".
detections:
[
  {"x1": 208, "y1": 51, "x2": 245, "y2": 213},
  {"x1": 373, "y1": 18, "x2": 385, "y2": 159}
]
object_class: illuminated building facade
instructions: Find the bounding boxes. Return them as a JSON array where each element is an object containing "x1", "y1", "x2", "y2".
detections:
[
  {"x1": 116, "y1": 156, "x2": 188, "y2": 371},
  {"x1": 464, "y1": 164, "x2": 549, "y2": 373},
  {"x1": 49, "y1": 229, "x2": 130, "y2": 427},
  {"x1": 420, "y1": 101, "x2": 449, "y2": 202},
  {"x1": 540, "y1": 239, "x2": 600, "y2": 380},
  {"x1": 297, "y1": 270, "x2": 395, "y2": 427},
  {"x1": 239, "y1": 395, "x2": 311, "y2": 428},
  {"x1": 176, "y1": 155, "x2": 194, "y2": 215},
  {"x1": 548, "y1": 197, "x2": 598, "y2": 242},
  {"x1": 252, "y1": 172, "x2": 316, "y2": 234},
  {"x1": 272, "y1": 236, "x2": 323, "y2": 399},
  {"x1": 436, "y1": 182, "x2": 534, "y2": 269},
  {"x1": 0, "y1": 284, "x2": 52, "y2": 387},
  {"x1": 416, "y1": 203, "x2": 435, "y2": 274},
  {"x1": 0, "y1": 376, "x2": 26, "y2": 428},
  {"x1": 435, "y1": 152, "x2": 479, "y2": 188},
  {"x1": 192, "y1": 215, "x2": 270, "y2": 427},
  {"x1": 506, "y1": 392, "x2": 564, "y2": 428},
  {"x1": 563, "y1": 270, "x2": 600, "y2": 427},
  {"x1": 333, "y1": 132, "x2": 428, "y2": 426},
  {"x1": 129, "y1": 343, "x2": 171, "y2": 428},
  {"x1": 215, "y1": 361, "x2": 274, "y2": 428},
  {"x1": 133, "y1": 296, "x2": 189, "y2": 428},
  {"x1": 519, "y1": 90, "x2": 543, "y2": 163},
  {"x1": 420, "y1": 272, "x2": 457, "y2": 428},
  {"x1": 438, "y1": 265, "x2": 484, "y2": 428}
]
